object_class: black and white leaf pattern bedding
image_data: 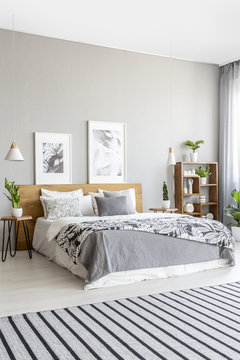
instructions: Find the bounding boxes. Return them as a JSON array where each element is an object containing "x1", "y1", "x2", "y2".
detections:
[{"x1": 56, "y1": 216, "x2": 234, "y2": 264}]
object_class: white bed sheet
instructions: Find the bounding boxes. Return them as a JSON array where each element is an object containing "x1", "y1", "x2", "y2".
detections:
[{"x1": 33, "y1": 216, "x2": 230, "y2": 290}]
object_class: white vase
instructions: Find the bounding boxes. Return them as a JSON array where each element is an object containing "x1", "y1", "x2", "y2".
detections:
[
  {"x1": 162, "y1": 200, "x2": 170, "y2": 209},
  {"x1": 231, "y1": 226, "x2": 240, "y2": 241},
  {"x1": 11, "y1": 207, "x2": 23, "y2": 218},
  {"x1": 200, "y1": 177, "x2": 207, "y2": 185},
  {"x1": 190, "y1": 152, "x2": 198, "y2": 162}
]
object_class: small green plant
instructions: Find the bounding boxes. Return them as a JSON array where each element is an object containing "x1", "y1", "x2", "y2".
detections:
[
  {"x1": 184, "y1": 140, "x2": 204, "y2": 153},
  {"x1": 195, "y1": 166, "x2": 212, "y2": 178},
  {"x1": 4, "y1": 178, "x2": 20, "y2": 208},
  {"x1": 225, "y1": 190, "x2": 240, "y2": 227},
  {"x1": 163, "y1": 181, "x2": 169, "y2": 200}
]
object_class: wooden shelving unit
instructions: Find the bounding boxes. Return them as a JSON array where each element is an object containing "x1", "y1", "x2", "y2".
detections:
[{"x1": 174, "y1": 162, "x2": 218, "y2": 220}]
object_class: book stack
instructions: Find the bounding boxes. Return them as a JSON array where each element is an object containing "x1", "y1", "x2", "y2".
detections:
[{"x1": 199, "y1": 195, "x2": 206, "y2": 204}]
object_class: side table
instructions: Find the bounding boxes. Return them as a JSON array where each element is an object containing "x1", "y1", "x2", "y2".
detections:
[
  {"x1": 149, "y1": 208, "x2": 178, "y2": 213},
  {"x1": 1, "y1": 215, "x2": 33, "y2": 262}
]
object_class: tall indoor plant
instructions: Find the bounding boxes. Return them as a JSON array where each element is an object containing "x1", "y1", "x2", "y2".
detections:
[
  {"x1": 184, "y1": 140, "x2": 204, "y2": 162},
  {"x1": 162, "y1": 181, "x2": 170, "y2": 209},
  {"x1": 4, "y1": 178, "x2": 22, "y2": 217},
  {"x1": 224, "y1": 189, "x2": 240, "y2": 241}
]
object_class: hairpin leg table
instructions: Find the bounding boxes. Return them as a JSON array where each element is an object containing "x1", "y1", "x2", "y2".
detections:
[{"x1": 1, "y1": 216, "x2": 33, "y2": 262}]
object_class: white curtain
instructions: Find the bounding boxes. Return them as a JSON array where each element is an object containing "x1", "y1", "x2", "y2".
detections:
[{"x1": 219, "y1": 61, "x2": 240, "y2": 223}]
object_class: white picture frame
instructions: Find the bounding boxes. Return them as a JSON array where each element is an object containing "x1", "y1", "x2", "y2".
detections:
[
  {"x1": 88, "y1": 121, "x2": 127, "y2": 183},
  {"x1": 35, "y1": 132, "x2": 72, "y2": 184}
]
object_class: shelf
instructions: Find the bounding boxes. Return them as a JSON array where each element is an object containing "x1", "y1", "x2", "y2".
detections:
[
  {"x1": 183, "y1": 175, "x2": 199, "y2": 178},
  {"x1": 184, "y1": 193, "x2": 200, "y2": 196},
  {"x1": 178, "y1": 162, "x2": 218, "y2": 165},
  {"x1": 198, "y1": 202, "x2": 217, "y2": 206},
  {"x1": 200, "y1": 184, "x2": 217, "y2": 187},
  {"x1": 183, "y1": 212, "x2": 201, "y2": 216}
]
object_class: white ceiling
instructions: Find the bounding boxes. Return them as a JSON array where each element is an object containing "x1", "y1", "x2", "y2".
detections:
[{"x1": 1, "y1": 0, "x2": 240, "y2": 66}]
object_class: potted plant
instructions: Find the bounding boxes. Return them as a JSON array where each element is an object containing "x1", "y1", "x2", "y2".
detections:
[
  {"x1": 195, "y1": 166, "x2": 212, "y2": 185},
  {"x1": 162, "y1": 181, "x2": 170, "y2": 209},
  {"x1": 225, "y1": 189, "x2": 240, "y2": 241},
  {"x1": 184, "y1": 140, "x2": 204, "y2": 162},
  {"x1": 4, "y1": 178, "x2": 22, "y2": 217}
]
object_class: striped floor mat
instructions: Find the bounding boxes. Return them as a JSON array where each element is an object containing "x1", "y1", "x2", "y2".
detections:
[{"x1": 1, "y1": 282, "x2": 240, "y2": 360}]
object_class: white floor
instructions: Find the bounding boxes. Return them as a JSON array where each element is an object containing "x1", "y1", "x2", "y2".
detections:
[{"x1": 1, "y1": 244, "x2": 240, "y2": 318}]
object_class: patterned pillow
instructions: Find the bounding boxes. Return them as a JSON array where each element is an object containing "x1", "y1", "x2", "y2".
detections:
[
  {"x1": 88, "y1": 192, "x2": 104, "y2": 215},
  {"x1": 40, "y1": 197, "x2": 82, "y2": 220}
]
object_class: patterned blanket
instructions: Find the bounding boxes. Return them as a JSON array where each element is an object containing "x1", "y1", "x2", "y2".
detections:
[{"x1": 56, "y1": 216, "x2": 234, "y2": 264}]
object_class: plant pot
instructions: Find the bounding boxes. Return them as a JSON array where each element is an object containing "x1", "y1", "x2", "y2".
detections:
[
  {"x1": 190, "y1": 152, "x2": 198, "y2": 162},
  {"x1": 11, "y1": 207, "x2": 23, "y2": 218},
  {"x1": 231, "y1": 226, "x2": 240, "y2": 241},
  {"x1": 200, "y1": 177, "x2": 207, "y2": 185},
  {"x1": 162, "y1": 200, "x2": 170, "y2": 209}
]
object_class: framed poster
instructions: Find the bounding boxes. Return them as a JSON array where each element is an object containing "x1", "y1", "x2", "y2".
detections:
[
  {"x1": 88, "y1": 121, "x2": 127, "y2": 183},
  {"x1": 35, "y1": 132, "x2": 72, "y2": 184}
]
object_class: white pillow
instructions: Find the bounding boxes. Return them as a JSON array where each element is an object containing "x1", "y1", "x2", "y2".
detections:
[
  {"x1": 78, "y1": 195, "x2": 95, "y2": 216},
  {"x1": 98, "y1": 188, "x2": 136, "y2": 212},
  {"x1": 41, "y1": 188, "x2": 84, "y2": 198},
  {"x1": 40, "y1": 197, "x2": 82, "y2": 220},
  {"x1": 88, "y1": 192, "x2": 104, "y2": 215}
]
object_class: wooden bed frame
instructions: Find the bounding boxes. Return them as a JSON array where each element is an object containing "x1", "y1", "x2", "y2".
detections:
[{"x1": 17, "y1": 184, "x2": 142, "y2": 250}]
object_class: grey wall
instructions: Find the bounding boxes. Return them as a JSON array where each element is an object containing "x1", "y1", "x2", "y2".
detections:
[{"x1": 0, "y1": 29, "x2": 220, "y2": 218}]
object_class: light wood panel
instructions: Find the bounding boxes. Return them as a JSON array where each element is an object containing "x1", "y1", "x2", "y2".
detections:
[{"x1": 17, "y1": 184, "x2": 142, "y2": 250}]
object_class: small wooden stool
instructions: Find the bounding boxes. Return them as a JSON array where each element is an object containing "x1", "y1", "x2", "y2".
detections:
[{"x1": 1, "y1": 216, "x2": 33, "y2": 262}]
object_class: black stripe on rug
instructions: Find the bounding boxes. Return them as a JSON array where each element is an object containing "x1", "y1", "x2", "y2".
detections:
[{"x1": 1, "y1": 282, "x2": 240, "y2": 360}]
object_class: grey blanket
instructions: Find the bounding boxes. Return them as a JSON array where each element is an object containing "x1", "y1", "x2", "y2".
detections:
[{"x1": 56, "y1": 216, "x2": 234, "y2": 265}]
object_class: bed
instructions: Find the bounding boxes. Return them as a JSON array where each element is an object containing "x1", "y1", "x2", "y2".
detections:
[{"x1": 19, "y1": 184, "x2": 235, "y2": 289}]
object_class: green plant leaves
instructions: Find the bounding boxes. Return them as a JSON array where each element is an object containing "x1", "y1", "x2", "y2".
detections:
[
  {"x1": 231, "y1": 189, "x2": 240, "y2": 209},
  {"x1": 195, "y1": 166, "x2": 212, "y2": 178},
  {"x1": 163, "y1": 181, "x2": 169, "y2": 201},
  {"x1": 184, "y1": 140, "x2": 204, "y2": 153},
  {"x1": 4, "y1": 177, "x2": 20, "y2": 208},
  {"x1": 224, "y1": 204, "x2": 240, "y2": 225}
]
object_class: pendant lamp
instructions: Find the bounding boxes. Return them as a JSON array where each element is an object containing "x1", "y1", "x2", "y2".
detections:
[{"x1": 5, "y1": 15, "x2": 24, "y2": 161}]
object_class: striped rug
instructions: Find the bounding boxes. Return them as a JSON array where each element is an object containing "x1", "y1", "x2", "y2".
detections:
[{"x1": 1, "y1": 282, "x2": 240, "y2": 360}]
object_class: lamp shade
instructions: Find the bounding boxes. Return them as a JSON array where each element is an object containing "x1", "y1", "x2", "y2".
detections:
[
  {"x1": 168, "y1": 147, "x2": 176, "y2": 165},
  {"x1": 5, "y1": 141, "x2": 24, "y2": 161}
]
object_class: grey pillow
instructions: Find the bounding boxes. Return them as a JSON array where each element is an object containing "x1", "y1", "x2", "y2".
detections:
[
  {"x1": 95, "y1": 196, "x2": 133, "y2": 217},
  {"x1": 103, "y1": 190, "x2": 135, "y2": 214}
]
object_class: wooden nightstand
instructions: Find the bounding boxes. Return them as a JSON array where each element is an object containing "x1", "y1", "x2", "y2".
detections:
[
  {"x1": 1, "y1": 215, "x2": 33, "y2": 262},
  {"x1": 149, "y1": 208, "x2": 178, "y2": 213}
]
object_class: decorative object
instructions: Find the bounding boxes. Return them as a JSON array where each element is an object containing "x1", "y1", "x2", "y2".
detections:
[
  {"x1": 191, "y1": 169, "x2": 196, "y2": 175},
  {"x1": 184, "y1": 186, "x2": 188, "y2": 194},
  {"x1": 187, "y1": 170, "x2": 192, "y2": 175},
  {"x1": 206, "y1": 213, "x2": 214, "y2": 220},
  {"x1": 167, "y1": 147, "x2": 176, "y2": 166},
  {"x1": 188, "y1": 179, "x2": 193, "y2": 194},
  {"x1": 224, "y1": 189, "x2": 240, "y2": 241},
  {"x1": 162, "y1": 181, "x2": 170, "y2": 209},
  {"x1": 5, "y1": 15, "x2": 24, "y2": 161},
  {"x1": 88, "y1": 121, "x2": 126, "y2": 183},
  {"x1": 184, "y1": 140, "x2": 204, "y2": 162},
  {"x1": 184, "y1": 170, "x2": 188, "y2": 176},
  {"x1": 199, "y1": 195, "x2": 206, "y2": 203},
  {"x1": 4, "y1": 178, "x2": 22, "y2": 217},
  {"x1": 195, "y1": 166, "x2": 212, "y2": 185},
  {"x1": 184, "y1": 202, "x2": 194, "y2": 213},
  {"x1": 35, "y1": 132, "x2": 72, "y2": 184},
  {"x1": 1, "y1": 215, "x2": 32, "y2": 262}
]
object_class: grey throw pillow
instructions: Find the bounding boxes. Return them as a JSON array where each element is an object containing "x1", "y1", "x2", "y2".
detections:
[
  {"x1": 95, "y1": 196, "x2": 133, "y2": 217},
  {"x1": 103, "y1": 190, "x2": 135, "y2": 214}
]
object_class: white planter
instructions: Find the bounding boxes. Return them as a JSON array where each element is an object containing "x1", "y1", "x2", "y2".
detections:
[
  {"x1": 162, "y1": 200, "x2": 170, "y2": 209},
  {"x1": 11, "y1": 207, "x2": 23, "y2": 218},
  {"x1": 190, "y1": 152, "x2": 198, "y2": 162},
  {"x1": 231, "y1": 226, "x2": 240, "y2": 241},
  {"x1": 200, "y1": 177, "x2": 207, "y2": 185}
]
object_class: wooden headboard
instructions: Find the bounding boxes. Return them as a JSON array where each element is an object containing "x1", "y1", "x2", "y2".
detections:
[{"x1": 17, "y1": 183, "x2": 142, "y2": 250}]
